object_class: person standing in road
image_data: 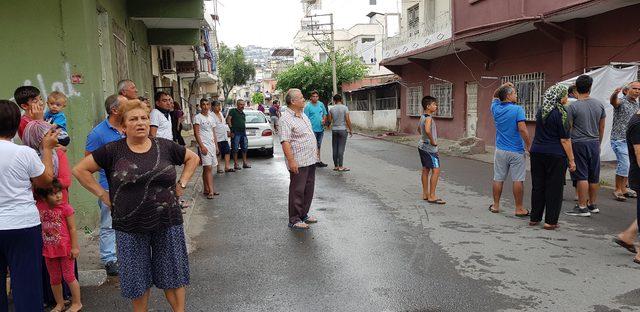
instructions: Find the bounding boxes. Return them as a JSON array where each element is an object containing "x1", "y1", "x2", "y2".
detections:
[
  {"x1": 269, "y1": 99, "x2": 281, "y2": 134},
  {"x1": 418, "y1": 96, "x2": 445, "y2": 205},
  {"x1": 304, "y1": 90, "x2": 328, "y2": 167},
  {"x1": 623, "y1": 108, "x2": 640, "y2": 264},
  {"x1": 194, "y1": 98, "x2": 219, "y2": 199},
  {"x1": 328, "y1": 94, "x2": 352, "y2": 171},
  {"x1": 227, "y1": 99, "x2": 251, "y2": 170},
  {"x1": 171, "y1": 100, "x2": 186, "y2": 146},
  {"x1": 84, "y1": 94, "x2": 125, "y2": 277},
  {"x1": 489, "y1": 84, "x2": 531, "y2": 217},
  {"x1": 73, "y1": 99, "x2": 199, "y2": 311},
  {"x1": 150, "y1": 91, "x2": 174, "y2": 140},
  {"x1": 529, "y1": 84, "x2": 576, "y2": 230},
  {"x1": 212, "y1": 100, "x2": 232, "y2": 173},
  {"x1": 117, "y1": 79, "x2": 138, "y2": 100},
  {"x1": 281, "y1": 88, "x2": 319, "y2": 230},
  {"x1": 609, "y1": 82, "x2": 640, "y2": 201},
  {"x1": 565, "y1": 75, "x2": 606, "y2": 217}
]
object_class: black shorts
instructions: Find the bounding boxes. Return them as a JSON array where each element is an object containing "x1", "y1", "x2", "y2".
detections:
[
  {"x1": 217, "y1": 141, "x2": 231, "y2": 156},
  {"x1": 418, "y1": 148, "x2": 440, "y2": 169},
  {"x1": 570, "y1": 140, "x2": 600, "y2": 183}
]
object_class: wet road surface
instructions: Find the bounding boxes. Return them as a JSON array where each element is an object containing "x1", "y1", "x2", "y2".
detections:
[{"x1": 82, "y1": 134, "x2": 640, "y2": 311}]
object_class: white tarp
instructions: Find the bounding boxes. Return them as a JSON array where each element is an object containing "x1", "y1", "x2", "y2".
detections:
[{"x1": 560, "y1": 65, "x2": 638, "y2": 161}]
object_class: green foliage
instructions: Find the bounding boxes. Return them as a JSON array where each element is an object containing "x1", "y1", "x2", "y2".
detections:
[
  {"x1": 276, "y1": 52, "x2": 368, "y2": 103},
  {"x1": 251, "y1": 92, "x2": 265, "y2": 105},
  {"x1": 219, "y1": 43, "x2": 256, "y2": 98}
]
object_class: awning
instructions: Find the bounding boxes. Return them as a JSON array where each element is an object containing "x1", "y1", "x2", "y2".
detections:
[
  {"x1": 129, "y1": 0, "x2": 206, "y2": 46},
  {"x1": 345, "y1": 81, "x2": 399, "y2": 93}
]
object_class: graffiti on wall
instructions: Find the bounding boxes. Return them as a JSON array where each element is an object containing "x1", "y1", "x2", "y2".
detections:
[{"x1": 21, "y1": 63, "x2": 81, "y2": 99}]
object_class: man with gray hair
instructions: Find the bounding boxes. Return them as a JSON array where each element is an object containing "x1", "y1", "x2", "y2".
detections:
[
  {"x1": 84, "y1": 94, "x2": 126, "y2": 276},
  {"x1": 609, "y1": 82, "x2": 640, "y2": 201},
  {"x1": 117, "y1": 79, "x2": 138, "y2": 100},
  {"x1": 280, "y1": 88, "x2": 319, "y2": 230},
  {"x1": 489, "y1": 83, "x2": 531, "y2": 217}
]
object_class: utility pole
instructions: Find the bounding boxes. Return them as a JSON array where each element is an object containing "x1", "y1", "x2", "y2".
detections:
[
  {"x1": 329, "y1": 14, "x2": 337, "y2": 96},
  {"x1": 303, "y1": 13, "x2": 338, "y2": 96}
]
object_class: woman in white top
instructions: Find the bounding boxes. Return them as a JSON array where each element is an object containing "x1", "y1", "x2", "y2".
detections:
[
  {"x1": 194, "y1": 99, "x2": 219, "y2": 199},
  {"x1": 212, "y1": 101, "x2": 232, "y2": 172},
  {"x1": 0, "y1": 99, "x2": 58, "y2": 311}
]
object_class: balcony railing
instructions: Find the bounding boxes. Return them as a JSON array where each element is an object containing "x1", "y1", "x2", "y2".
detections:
[{"x1": 382, "y1": 11, "x2": 452, "y2": 60}]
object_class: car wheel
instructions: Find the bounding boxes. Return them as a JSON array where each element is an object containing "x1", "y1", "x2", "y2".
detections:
[{"x1": 265, "y1": 148, "x2": 274, "y2": 157}]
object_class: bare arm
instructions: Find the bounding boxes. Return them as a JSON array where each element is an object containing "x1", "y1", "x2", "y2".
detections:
[
  {"x1": 345, "y1": 112, "x2": 353, "y2": 135},
  {"x1": 32, "y1": 130, "x2": 59, "y2": 189},
  {"x1": 67, "y1": 214, "x2": 79, "y2": 259},
  {"x1": 149, "y1": 126, "x2": 158, "y2": 138},
  {"x1": 634, "y1": 144, "x2": 640, "y2": 169},
  {"x1": 193, "y1": 124, "x2": 207, "y2": 155},
  {"x1": 281, "y1": 141, "x2": 298, "y2": 174},
  {"x1": 517, "y1": 121, "x2": 531, "y2": 152},
  {"x1": 598, "y1": 118, "x2": 605, "y2": 142},
  {"x1": 176, "y1": 149, "x2": 199, "y2": 196},
  {"x1": 610, "y1": 88, "x2": 621, "y2": 108},
  {"x1": 560, "y1": 138, "x2": 576, "y2": 172},
  {"x1": 424, "y1": 117, "x2": 436, "y2": 146},
  {"x1": 72, "y1": 154, "x2": 110, "y2": 206}
]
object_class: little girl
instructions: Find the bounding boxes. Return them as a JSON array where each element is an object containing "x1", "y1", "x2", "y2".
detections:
[{"x1": 35, "y1": 179, "x2": 82, "y2": 312}]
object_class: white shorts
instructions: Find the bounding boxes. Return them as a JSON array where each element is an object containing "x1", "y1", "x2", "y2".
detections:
[{"x1": 200, "y1": 144, "x2": 218, "y2": 167}]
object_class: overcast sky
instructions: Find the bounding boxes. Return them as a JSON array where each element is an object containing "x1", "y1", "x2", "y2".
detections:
[{"x1": 215, "y1": 0, "x2": 401, "y2": 48}]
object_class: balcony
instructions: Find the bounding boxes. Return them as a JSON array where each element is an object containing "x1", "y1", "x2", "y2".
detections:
[{"x1": 382, "y1": 11, "x2": 452, "y2": 61}]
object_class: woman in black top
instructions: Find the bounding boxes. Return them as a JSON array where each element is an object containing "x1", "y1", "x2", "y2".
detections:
[
  {"x1": 529, "y1": 84, "x2": 576, "y2": 230},
  {"x1": 73, "y1": 99, "x2": 199, "y2": 310}
]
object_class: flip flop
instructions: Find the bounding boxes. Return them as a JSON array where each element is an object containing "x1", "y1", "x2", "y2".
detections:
[
  {"x1": 613, "y1": 192, "x2": 627, "y2": 201},
  {"x1": 225, "y1": 168, "x2": 236, "y2": 172},
  {"x1": 217, "y1": 169, "x2": 224, "y2": 174},
  {"x1": 340, "y1": 167, "x2": 351, "y2": 172},
  {"x1": 625, "y1": 190, "x2": 638, "y2": 198},
  {"x1": 515, "y1": 210, "x2": 530, "y2": 217},
  {"x1": 489, "y1": 204, "x2": 499, "y2": 213},
  {"x1": 207, "y1": 194, "x2": 214, "y2": 199},
  {"x1": 613, "y1": 237, "x2": 637, "y2": 254},
  {"x1": 633, "y1": 258, "x2": 640, "y2": 265},
  {"x1": 427, "y1": 198, "x2": 446, "y2": 204},
  {"x1": 288, "y1": 222, "x2": 309, "y2": 230}
]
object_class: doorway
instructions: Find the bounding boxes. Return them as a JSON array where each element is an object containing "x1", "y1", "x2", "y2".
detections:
[{"x1": 465, "y1": 82, "x2": 478, "y2": 138}]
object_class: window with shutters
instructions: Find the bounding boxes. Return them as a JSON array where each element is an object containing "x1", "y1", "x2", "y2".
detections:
[
  {"x1": 430, "y1": 83, "x2": 453, "y2": 117},
  {"x1": 112, "y1": 20, "x2": 129, "y2": 81},
  {"x1": 406, "y1": 86, "x2": 422, "y2": 116}
]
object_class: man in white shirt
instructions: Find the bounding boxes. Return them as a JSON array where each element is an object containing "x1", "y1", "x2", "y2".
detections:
[{"x1": 150, "y1": 91, "x2": 174, "y2": 140}]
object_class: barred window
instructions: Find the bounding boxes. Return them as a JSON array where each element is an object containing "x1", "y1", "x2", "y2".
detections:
[
  {"x1": 430, "y1": 83, "x2": 453, "y2": 117},
  {"x1": 406, "y1": 86, "x2": 422, "y2": 116},
  {"x1": 501, "y1": 72, "x2": 545, "y2": 121}
]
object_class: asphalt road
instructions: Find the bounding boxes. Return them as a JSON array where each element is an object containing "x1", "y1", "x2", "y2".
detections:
[{"x1": 81, "y1": 133, "x2": 640, "y2": 312}]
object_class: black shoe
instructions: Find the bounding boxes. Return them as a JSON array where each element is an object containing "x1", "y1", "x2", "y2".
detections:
[
  {"x1": 316, "y1": 162, "x2": 328, "y2": 167},
  {"x1": 587, "y1": 204, "x2": 600, "y2": 214},
  {"x1": 565, "y1": 205, "x2": 591, "y2": 217},
  {"x1": 105, "y1": 260, "x2": 119, "y2": 276}
]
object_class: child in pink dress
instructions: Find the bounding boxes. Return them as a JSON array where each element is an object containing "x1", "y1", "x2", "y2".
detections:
[{"x1": 35, "y1": 179, "x2": 82, "y2": 312}]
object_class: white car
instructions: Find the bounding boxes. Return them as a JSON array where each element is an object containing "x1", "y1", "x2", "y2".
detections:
[{"x1": 244, "y1": 109, "x2": 274, "y2": 156}]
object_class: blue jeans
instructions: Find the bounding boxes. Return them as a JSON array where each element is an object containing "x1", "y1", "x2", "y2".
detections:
[
  {"x1": 232, "y1": 131, "x2": 248, "y2": 154},
  {"x1": 99, "y1": 200, "x2": 117, "y2": 264},
  {"x1": 611, "y1": 139, "x2": 630, "y2": 177}
]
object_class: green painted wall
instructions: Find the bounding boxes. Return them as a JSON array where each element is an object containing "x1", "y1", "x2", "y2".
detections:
[
  {"x1": 128, "y1": 0, "x2": 203, "y2": 18},
  {"x1": 0, "y1": 0, "x2": 153, "y2": 228}
]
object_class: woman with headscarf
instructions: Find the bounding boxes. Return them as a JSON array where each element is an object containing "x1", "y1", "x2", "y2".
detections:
[
  {"x1": 23, "y1": 120, "x2": 80, "y2": 310},
  {"x1": 529, "y1": 84, "x2": 576, "y2": 230}
]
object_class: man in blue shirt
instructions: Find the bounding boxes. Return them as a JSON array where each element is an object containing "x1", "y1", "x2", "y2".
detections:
[
  {"x1": 84, "y1": 94, "x2": 125, "y2": 276},
  {"x1": 489, "y1": 84, "x2": 531, "y2": 217},
  {"x1": 304, "y1": 90, "x2": 329, "y2": 167}
]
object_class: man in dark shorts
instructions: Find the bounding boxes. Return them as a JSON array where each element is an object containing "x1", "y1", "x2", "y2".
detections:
[
  {"x1": 226, "y1": 99, "x2": 250, "y2": 170},
  {"x1": 565, "y1": 75, "x2": 606, "y2": 217}
]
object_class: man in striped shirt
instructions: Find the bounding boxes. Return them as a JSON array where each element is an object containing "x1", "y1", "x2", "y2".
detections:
[{"x1": 280, "y1": 88, "x2": 319, "y2": 230}]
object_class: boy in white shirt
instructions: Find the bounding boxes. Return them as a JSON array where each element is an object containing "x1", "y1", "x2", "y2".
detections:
[{"x1": 194, "y1": 99, "x2": 219, "y2": 198}]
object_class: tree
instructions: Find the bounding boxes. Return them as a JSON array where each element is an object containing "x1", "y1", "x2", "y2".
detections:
[
  {"x1": 276, "y1": 52, "x2": 368, "y2": 103},
  {"x1": 251, "y1": 92, "x2": 265, "y2": 105},
  {"x1": 218, "y1": 43, "x2": 256, "y2": 99}
]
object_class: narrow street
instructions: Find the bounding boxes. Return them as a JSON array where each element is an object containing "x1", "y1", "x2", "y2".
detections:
[{"x1": 82, "y1": 134, "x2": 640, "y2": 312}]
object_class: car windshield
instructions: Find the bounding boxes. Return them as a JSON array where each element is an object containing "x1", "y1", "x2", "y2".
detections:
[{"x1": 245, "y1": 111, "x2": 267, "y2": 124}]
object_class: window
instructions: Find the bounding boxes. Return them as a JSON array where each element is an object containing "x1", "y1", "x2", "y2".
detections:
[
  {"x1": 407, "y1": 4, "x2": 420, "y2": 37},
  {"x1": 370, "y1": 0, "x2": 376, "y2": 5},
  {"x1": 319, "y1": 52, "x2": 328, "y2": 62},
  {"x1": 501, "y1": 72, "x2": 545, "y2": 121},
  {"x1": 112, "y1": 20, "x2": 129, "y2": 80},
  {"x1": 361, "y1": 37, "x2": 375, "y2": 43},
  {"x1": 426, "y1": 0, "x2": 436, "y2": 29},
  {"x1": 430, "y1": 83, "x2": 453, "y2": 117},
  {"x1": 406, "y1": 86, "x2": 423, "y2": 116}
]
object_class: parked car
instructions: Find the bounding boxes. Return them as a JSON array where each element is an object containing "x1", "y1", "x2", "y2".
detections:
[{"x1": 244, "y1": 109, "x2": 274, "y2": 156}]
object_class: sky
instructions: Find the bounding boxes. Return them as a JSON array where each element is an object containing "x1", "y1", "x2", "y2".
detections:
[{"x1": 215, "y1": 0, "x2": 401, "y2": 48}]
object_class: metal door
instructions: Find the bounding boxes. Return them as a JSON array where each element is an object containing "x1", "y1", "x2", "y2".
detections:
[{"x1": 465, "y1": 83, "x2": 478, "y2": 138}]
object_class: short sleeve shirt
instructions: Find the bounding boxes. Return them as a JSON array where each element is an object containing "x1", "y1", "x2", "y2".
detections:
[
  {"x1": 611, "y1": 96, "x2": 639, "y2": 140},
  {"x1": 279, "y1": 108, "x2": 319, "y2": 168},
  {"x1": 329, "y1": 105, "x2": 349, "y2": 131},
  {"x1": 92, "y1": 138, "x2": 186, "y2": 233},
  {"x1": 530, "y1": 108, "x2": 571, "y2": 156},
  {"x1": 626, "y1": 114, "x2": 640, "y2": 191},
  {"x1": 37, "y1": 202, "x2": 74, "y2": 258},
  {"x1": 194, "y1": 113, "x2": 216, "y2": 147},
  {"x1": 150, "y1": 109, "x2": 174, "y2": 140},
  {"x1": 304, "y1": 101, "x2": 328, "y2": 132},
  {"x1": 228, "y1": 108, "x2": 246, "y2": 132},
  {"x1": 213, "y1": 113, "x2": 230, "y2": 142},
  {"x1": 85, "y1": 119, "x2": 125, "y2": 190},
  {"x1": 0, "y1": 141, "x2": 45, "y2": 230},
  {"x1": 567, "y1": 98, "x2": 606, "y2": 142},
  {"x1": 491, "y1": 99, "x2": 526, "y2": 153}
]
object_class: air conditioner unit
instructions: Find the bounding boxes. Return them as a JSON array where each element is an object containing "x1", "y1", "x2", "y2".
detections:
[{"x1": 160, "y1": 47, "x2": 176, "y2": 73}]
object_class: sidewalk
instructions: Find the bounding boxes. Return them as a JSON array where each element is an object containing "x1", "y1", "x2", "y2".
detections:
[
  {"x1": 354, "y1": 128, "x2": 618, "y2": 189},
  {"x1": 77, "y1": 135, "x2": 202, "y2": 287}
]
